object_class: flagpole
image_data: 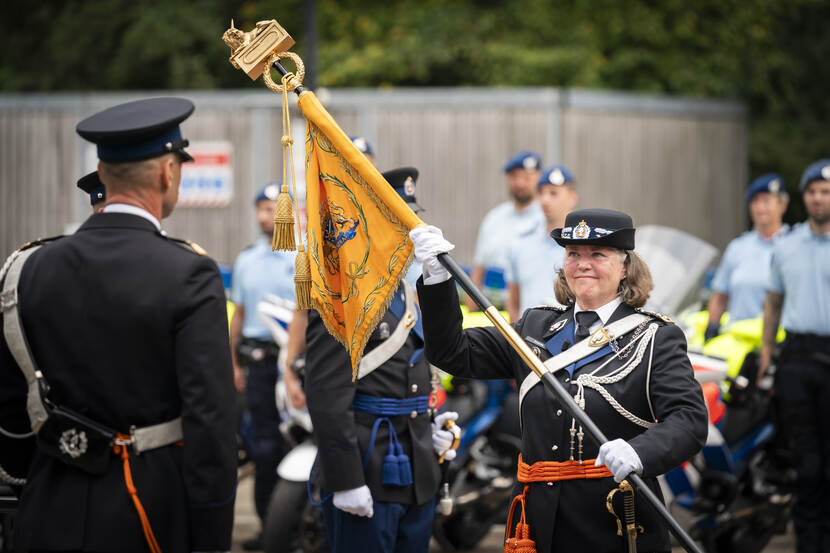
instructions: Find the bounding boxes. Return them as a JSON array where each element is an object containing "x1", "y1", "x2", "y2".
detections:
[{"x1": 270, "y1": 57, "x2": 702, "y2": 553}]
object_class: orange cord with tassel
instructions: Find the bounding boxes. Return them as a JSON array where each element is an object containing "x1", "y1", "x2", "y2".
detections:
[{"x1": 113, "y1": 434, "x2": 162, "y2": 553}]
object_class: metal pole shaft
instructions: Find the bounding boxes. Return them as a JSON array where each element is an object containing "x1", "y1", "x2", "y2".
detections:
[
  {"x1": 436, "y1": 252, "x2": 703, "y2": 553},
  {"x1": 272, "y1": 60, "x2": 306, "y2": 95}
]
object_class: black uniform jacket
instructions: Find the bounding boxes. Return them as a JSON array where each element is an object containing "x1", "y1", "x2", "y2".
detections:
[
  {"x1": 417, "y1": 278, "x2": 707, "y2": 553},
  {"x1": 305, "y1": 307, "x2": 441, "y2": 505},
  {"x1": 0, "y1": 213, "x2": 237, "y2": 553}
]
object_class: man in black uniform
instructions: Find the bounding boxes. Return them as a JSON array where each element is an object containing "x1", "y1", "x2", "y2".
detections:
[
  {"x1": 0, "y1": 97, "x2": 237, "y2": 553},
  {"x1": 304, "y1": 167, "x2": 456, "y2": 553}
]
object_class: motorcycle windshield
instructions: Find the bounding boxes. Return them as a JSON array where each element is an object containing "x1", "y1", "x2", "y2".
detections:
[{"x1": 635, "y1": 225, "x2": 718, "y2": 315}]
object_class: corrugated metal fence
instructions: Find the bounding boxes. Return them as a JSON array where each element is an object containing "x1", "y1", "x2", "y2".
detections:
[{"x1": 0, "y1": 88, "x2": 746, "y2": 265}]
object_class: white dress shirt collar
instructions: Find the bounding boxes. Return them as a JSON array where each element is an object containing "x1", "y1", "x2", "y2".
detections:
[
  {"x1": 102, "y1": 203, "x2": 161, "y2": 231},
  {"x1": 574, "y1": 296, "x2": 623, "y2": 334}
]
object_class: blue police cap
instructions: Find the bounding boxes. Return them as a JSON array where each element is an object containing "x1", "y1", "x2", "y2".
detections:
[
  {"x1": 504, "y1": 151, "x2": 542, "y2": 173},
  {"x1": 349, "y1": 136, "x2": 374, "y2": 157},
  {"x1": 551, "y1": 208, "x2": 635, "y2": 250},
  {"x1": 745, "y1": 173, "x2": 785, "y2": 204},
  {"x1": 77, "y1": 172, "x2": 106, "y2": 206},
  {"x1": 382, "y1": 167, "x2": 423, "y2": 213},
  {"x1": 799, "y1": 159, "x2": 830, "y2": 192},
  {"x1": 76, "y1": 97, "x2": 194, "y2": 163},
  {"x1": 538, "y1": 164, "x2": 575, "y2": 188},
  {"x1": 254, "y1": 182, "x2": 281, "y2": 205}
]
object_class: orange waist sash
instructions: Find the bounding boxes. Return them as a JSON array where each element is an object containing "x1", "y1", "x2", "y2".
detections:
[{"x1": 517, "y1": 453, "x2": 613, "y2": 483}]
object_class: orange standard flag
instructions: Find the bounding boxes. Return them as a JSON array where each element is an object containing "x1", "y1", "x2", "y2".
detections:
[{"x1": 298, "y1": 91, "x2": 424, "y2": 377}]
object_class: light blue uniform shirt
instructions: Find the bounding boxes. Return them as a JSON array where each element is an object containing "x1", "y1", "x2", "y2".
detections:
[
  {"x1": 711, "y1": 226, "x2": 789, "y2": 322},
  {"x1": 231, "y1": 236, "x2": 296, "y2": 339},
  {"x1": 505, "y1": 221, "x2": 566, "y2": 314},
  {"x1": 768, "y1": 222, "x2": 830, "y2": 335},
  {"x1": 473, "y1": 200, "x2": 544, "y2": 273}
]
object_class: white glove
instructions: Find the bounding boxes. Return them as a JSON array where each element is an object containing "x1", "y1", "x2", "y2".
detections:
[
  {"x1": 409, "y1": 225, "x2": 454, "y2": 285},
  {"x1": 333, "y1": 485, "x2": 374, "y2": 517},
  {"x1": 432, "y1": 411, "x2": 460, "y2": 461},
  {"x1": 595, "y1": 439, "x2": 643, "y2": 483}
]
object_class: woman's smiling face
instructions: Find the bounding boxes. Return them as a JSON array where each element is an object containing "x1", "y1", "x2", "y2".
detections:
[{"x1": 563, "y1": 245, "x2": 627, "y2": 310}]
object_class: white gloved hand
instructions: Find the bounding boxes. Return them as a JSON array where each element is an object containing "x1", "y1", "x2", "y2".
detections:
[
  {"x1": 595, "y1": 439, "x2": 643, "y2": 483},
  {"x1": 409, "y1": 225, "x2": 455, "y2": 285},
  {"x1": 432, "y1": 411, "x2": 460, "y2": 461},
  {"x1": 333, "y1": 485, "x2": 374, "y2": 517}
]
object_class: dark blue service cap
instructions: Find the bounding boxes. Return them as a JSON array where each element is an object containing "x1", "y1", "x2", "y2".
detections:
[
  {"x1": 76, "y1": 97, "x2": 194, "y2": 163},
  {"x1": 382, "y1": 167, "x2": 423, "y2": 213},
  {"x1": 504, "y1": 151, "x2": 542, "y2": 173},
  {"x1": 349, "y1": 136, "x2": 374, "y2": 157},
  {"x1": 538, "y1": 164, "x2": 574, "y2": 188},
  {"x1": 77, "y1": 172, "x2": 106, "y2": 206},
  {"x1": 254, "y1": 182, "x2": 281, "y2": 205},
  {"x1": 799, "y1": 158, "x2": 830, "y2": 192},
  {"x1": 745, "y1": 173, "x2": 785, "y2": 204},
  {"x1": 551, "y1": 208, "x2": 635, "y2": 250}
]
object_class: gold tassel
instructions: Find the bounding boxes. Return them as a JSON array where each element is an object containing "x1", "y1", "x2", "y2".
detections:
[
  {"x1": 294, "y1": 244, "x2": 313, "y2": 309},
  {"x1": 271, "y1": 184, "x2": 296, "y2": 251}
]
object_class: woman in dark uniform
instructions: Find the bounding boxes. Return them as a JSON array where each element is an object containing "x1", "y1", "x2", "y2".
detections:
[{"x1": 410, "y1": 208, "x2": 708, "y2": 553}]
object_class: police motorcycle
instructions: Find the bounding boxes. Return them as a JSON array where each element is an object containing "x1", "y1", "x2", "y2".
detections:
[
  {"x1": 431, "y1": 305, "x2": 523, "y2": 553},
  {"x1": 664, "y1": 316, "x2": 793, "y2": 553},
  {"x1": 256, "y1": 295, "x2": 329, "y2": 553}
]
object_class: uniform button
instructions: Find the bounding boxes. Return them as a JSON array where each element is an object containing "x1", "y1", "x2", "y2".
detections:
[
  {"x1": 411, "y1": 384, "x2": 418, "y2": 393},
  {"x1": 556, "y1": 409, "x2": 563, "y2": 416},
  {"x1": 410, "y1": 410, "x2": 418, "y2": 419},
  {"x1": 546, "y1": 482, "x2": 554, "y2": 487},
  {"x1": 532, "y1": 347, "x2": 541, "y2": 356},
  {"x1": 551, "y1": 445, "x2": 558, "y2": 451},
  {"x1": 564, "y1": 377, "x2": 570, "y2": 383}
]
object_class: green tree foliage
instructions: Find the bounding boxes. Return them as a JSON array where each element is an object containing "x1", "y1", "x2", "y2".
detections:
[{"x1": 1, "y1": 0, "x2": 827, "y2": 220}]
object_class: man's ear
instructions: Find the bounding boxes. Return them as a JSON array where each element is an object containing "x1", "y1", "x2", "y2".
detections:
[{"x1": 159, "y1": 156, "x2": 175, "y2": 192}]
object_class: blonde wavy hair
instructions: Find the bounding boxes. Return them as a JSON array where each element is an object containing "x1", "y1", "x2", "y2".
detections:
[{"x1": 553, "y1": 250, "x2": 654, "y2": 308}]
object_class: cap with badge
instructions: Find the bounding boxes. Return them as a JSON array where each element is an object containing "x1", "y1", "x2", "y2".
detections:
[
  {"x1": 254, "y1": 182, "x2": 281, "y2": 205},
  {"x1": 503, "y1": 151, "x2": 542, "y2": 173},
  {"x1": 77, "y1": 172, "x2": 106, "y2": 206},
  {"x1": 745, "y1": 173, "x2": 785, "y2": 204},
  {"x1": 799, "y1": 158, "x2": 830, "y2": 192},
  {"x1": 551, "y1": 208, "x2": 636, "y2": 250},
  {"x1": 349, "y1": 136, "x2": 374, "y2": 157},
  {"x1": 538, "y1": 164, "x2": 574, "y2": 188},
  {"x1": 76, "y1": 97, "x2": 195, "y2": 163},
  {"x1": 382, "y1": 167, "x2": 423, "y2": 213}
]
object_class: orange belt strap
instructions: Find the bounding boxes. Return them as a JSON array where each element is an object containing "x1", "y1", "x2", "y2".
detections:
[
  {"x1": 517, "y1": 453, "x2": 613, "y2": 483},
  {"x1": 114, "y1": 434, "x2": 162, "y2": 553}
]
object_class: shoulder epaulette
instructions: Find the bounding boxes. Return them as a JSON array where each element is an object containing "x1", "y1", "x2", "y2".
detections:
[
  {"x1": 637, "y1": 308, "x2": 674, "y2": 323},
  {"x1": 533, "y1": 305, "x2": 566, "y2": 312},
  {"x1": 17, "y1": 235, "x2": 64, "y2": 252},
  {"x1": 164, "y1": 236, "x2": 209, "y2": 256}
]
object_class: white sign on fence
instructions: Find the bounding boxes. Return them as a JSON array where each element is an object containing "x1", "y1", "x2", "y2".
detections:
[{"x1": 178, "y1": 141, "x2": 234, "y2": 207}]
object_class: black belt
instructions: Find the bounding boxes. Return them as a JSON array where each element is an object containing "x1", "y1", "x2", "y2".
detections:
[
  {"x1": 782, "y1": 332, "x2": 830, "y2": 366},
  {"x1": 237, "y1": 338, "x2": 279, "y2": 363}
]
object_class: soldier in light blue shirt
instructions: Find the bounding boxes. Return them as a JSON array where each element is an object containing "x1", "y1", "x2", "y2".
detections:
[
  {"x1": 705, "y1": 173, "x2": 789, "y2": 339},
  {"x1": 467, "y1": 151, "x2": 544, "y2": 310},
  {"x1": 229, "y1": 182, "x2": 296, "y2": 549},
  {"x1": 504, "y1": 164, "x2": 578, "y2": 321},
  {"x1": 760, "y1": 159, "x2": 830, "y2": 553}
]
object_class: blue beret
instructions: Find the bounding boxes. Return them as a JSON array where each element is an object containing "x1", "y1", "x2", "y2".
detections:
[
  {"x1": 77, "y1": 172, "x2": 106, "y2": 206},
  {"x1": 799, "y1": 159, "x2": 830, "y2": 192},
  {"x1": 745, "y1": 173, "x2": 785, "y2": 204},
  {"x1": 551, "y1": 208, "x2": 635, "y2": 250},
  {"x1": 349, "y1": 136, "x2": 374, "y2": 157},
  {"x1": 538, "y1": 164, "x2": 575, "y2": 188},
  {"x1": 504, "y1": 151, "x2": 542, "y2": 173},
  {"x1": 76, "y1": 97, "x2": 194, "y2": 163},
  {"x1": 254, "y1": 182, "x2": 281, "y2": 205},
  {"x1": 382, "y1": 167, "x2": 423, "y2": 213}
]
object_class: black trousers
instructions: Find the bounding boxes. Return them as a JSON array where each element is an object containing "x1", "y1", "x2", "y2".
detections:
[
  {"x1": 244, "y1": 353, "x2": 287, "y2": 524},
  {"x1": 776, "y1": 337, "x2": 830, "y2": 553}
]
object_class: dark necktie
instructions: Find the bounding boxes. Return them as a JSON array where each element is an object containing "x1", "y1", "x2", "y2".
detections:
[{"x1": 575, "y1": 311, "x2": 600, "y2": 342}]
